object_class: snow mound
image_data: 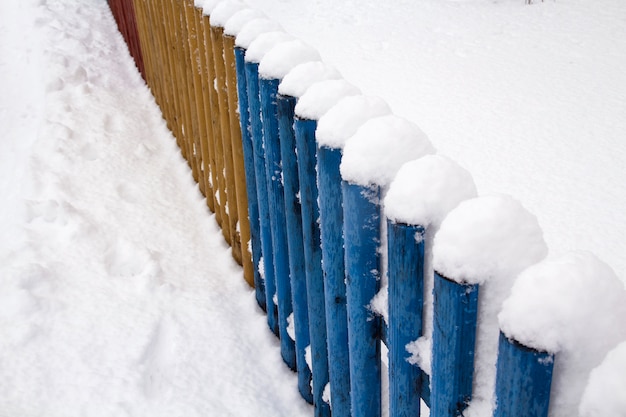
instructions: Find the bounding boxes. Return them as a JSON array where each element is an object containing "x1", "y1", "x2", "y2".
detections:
[
  {"x1": 245, "y1": 31, "x2": 294, "y2": 64},
  {"x1": 294, "y1": 79, "x2": 360, "y2": 120},
  {"x1": 498, "y1": 251, "x2": 626, "y2": 417},
  {"x1": 340, "y1": 115, "x2": 435, "y2": 188},
  {"x1": 433, "y1": 194, "x2": 547, "y2": 285},
  {"x1": 209, "y1": 0, "x2": 245, "y2": 28},
  {"x1": 224, "y1": 9, "x2": 266, "y2": 37},
  {"x1": 580, "y1": 341, "x2": 626, "y2": 417},
  {"x1": 278, "y1": 61, "x2": 341, "y2": 98},
  {"x1": 258, "y1": 39, "x2": 321, "y2": 80},
  {"x1": 201, "y1": 0, "x2": 221, "y2": 16},
  {"x1": 235, "y1": 18, "x2": 283, "y2": 49},
  {"x1": 385, "y1": 155, "x2": 477, "y2": 227},
  {"x1": 316, "y1": 95, "x2": 392, "y2": 150}
]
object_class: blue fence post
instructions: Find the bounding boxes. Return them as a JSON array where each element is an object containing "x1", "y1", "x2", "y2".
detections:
[
  {"x1": 277, "y1": 92, "x2": 314, "y2": 402},
  {"x1": 244, "y1": 59, "x2": 279, "y2": 336},
  {"x1": 431, "y1": 272, "x2": 479, "y2": 417},
  {"x1": 342, "y1": 180, "x2": 383, "y2": 417},
  {"x1": 387, "y1": 221, "x2": 426, "y2": 417},
  {"x1": 315, "y1": 95, "x2": 392, "y2": 417},
  {"x1": 494, "y1": 333, "x2": 554, "y2": 417},
  {"x1": 316, "y1": 145, "x2": 351, "y2": 417},
  {"x1": 234, "y1": 45, "x2": 265, "y2": 311},
  {"x1": 258, "y1": 75, "x2": 296, "y2": 370},
  {"x1": 293, "y1": 116, "x2": 331, "y2": 417}
]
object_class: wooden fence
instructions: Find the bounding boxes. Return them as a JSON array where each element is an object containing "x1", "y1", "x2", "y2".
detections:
[{"x1": 107, "y1": 2, "x2": 621, "y2": 417}]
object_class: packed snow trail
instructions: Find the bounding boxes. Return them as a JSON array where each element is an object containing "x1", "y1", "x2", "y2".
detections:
[{"x1": 0, "y1": 1, "x2": 311, "y2": 415}]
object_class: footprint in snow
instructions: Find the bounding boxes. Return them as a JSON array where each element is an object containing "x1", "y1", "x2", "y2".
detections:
[
  {"x1": 139, "y1": 315, "x2": 179, "y2": 399},
  {"x1": 104, "y1": 238, "x2": 162, "y2": 283}
]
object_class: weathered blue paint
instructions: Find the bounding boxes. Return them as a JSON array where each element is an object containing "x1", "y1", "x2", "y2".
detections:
[
  {"x1": 387, "y1": 220, "x2": 425, "y2": 417},
  {"x1": 431, "y1": 272, "x2": 479, "y2": 417},
  {"x1": 494, "y1": 332, "x2": 554, "y2": 417},
  {"x1": 244, "y1": 61, "x2": 278, "y2": 336},
  {"x1": 277, "y1": 92, "x2": 313, "y2": 402},
  {"x1": 316, "y1": 145, "x2": 351, "y2": 417},
  {"x1": 259, "y1": 77, "x2": 296, "y2": 371},
  {"x1": 234, "y1": 46, "x2": 265, "y2": 311},
  {"x1": 294, "y1": 117, "x2": 330, "y2": 417},
  {"x1": 342, "y1": 180, "x2": 382, "y2": 417}
]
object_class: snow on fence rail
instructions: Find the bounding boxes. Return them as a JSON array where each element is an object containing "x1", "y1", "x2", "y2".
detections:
[{"x1": 109, "y1": 1, "x2": 626, "y2": 417}]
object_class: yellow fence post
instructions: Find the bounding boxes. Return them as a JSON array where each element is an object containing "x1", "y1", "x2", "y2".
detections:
[{"x1": 224, "y1": 32, "x2": 254, "y2": 285}]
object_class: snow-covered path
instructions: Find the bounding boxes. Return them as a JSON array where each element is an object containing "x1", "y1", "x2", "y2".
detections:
[{"x1": 0, "y1": 1, "x2": 310, "y2": 415}]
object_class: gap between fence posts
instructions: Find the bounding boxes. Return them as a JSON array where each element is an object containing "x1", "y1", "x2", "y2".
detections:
[
  {"x1": 317, "y1": 144, "x2": 351, "y2": 417},
  {"x1": 259, "y1": 77, "x2": 296, "y2": 370},
  {"x1": 277, "y1": 92, "x2": 314, "y2": 403},
  {"x1": 234, "y1": 45, "x2": 265, "y2": 309},
  {"x1": 294, "y1": 117, "x2": 331, "y2": 417},
  {"x1": 342, "y1": 180, "x2": 382, "y2": 417},
  {"x1": 431, "y1": 272, "x2": 479, "y2": 417},
  {"x1": 244, "y1": 59, "x2": 279, "y2": 336}
]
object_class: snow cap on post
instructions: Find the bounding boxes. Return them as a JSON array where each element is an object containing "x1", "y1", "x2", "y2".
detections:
[
  {"x1": 201, "y1": 0, "x2": 221, "y2": 16},
  {"x1": 316, "y1": 95, "x2": 392, "y2": 150},
  {"x1": 433, "y1": 194, "x2": 547, "y2": 285},
  {"x1": 294, "y1": 79, "x2": 360, "y2": 120},
  {"x1": 235, "y1": 18, "x2": 283, "y2": 49},
  {"x1": 384, "y1": 155, "x2": 477, "y2": 227},
  {"x1": 340, "y1": 115, "x2": 435, "y2": 188},
  {"x1": 209, "y1": 0, "x2": 245, "y2": 28},
  {"x1": 245, "y1": 31, "x2": 294, "y2": 64},
  {"x1": 278, "y1": 61, "x2": 341, "y2": 98},
  {"x1": 499, "y1": 251, "x2": 626, "y2": 417},
  {"x1": 194, "y1": 0, "x2": 205, "y2": 8},
  {"x1": 224, "y1": 9, "x2": 266, "y2": 37},
  {"x1": 258, "y1": 40, "x2": 321, "y2": 80}
]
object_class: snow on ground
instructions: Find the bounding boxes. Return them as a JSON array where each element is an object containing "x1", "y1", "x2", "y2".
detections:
[{"x1": 0, "y1": 0, "x2": 310, "y2": 415}]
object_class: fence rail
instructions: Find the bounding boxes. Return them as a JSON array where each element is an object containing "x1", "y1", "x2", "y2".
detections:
[{"x1": 108, "y1": 2, "x2": 626, "y2": 417}]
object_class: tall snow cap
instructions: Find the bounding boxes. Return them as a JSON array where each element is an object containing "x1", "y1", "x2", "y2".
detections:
[
  {"x1": 224, "y1": 9, "x2": 266, "y2": 37},
  {"x1": 278, "y1": 62, "x2": 341, "y2": 98},
  {"x1": 316, "y1": 95, "x2": 392, "y2": 150},
  {"x1": 580, "y1": 341, "x2": 626, "y2": 417},
  {"x1": 201, "y1": 0, "x2": 221, "y2": 16},
  {"x1": 499, "y1": 252, "x2": 626, "y2": 417},
  {"x1": 433, "y1": 194, "x2": 547, "y2": 285},
  {"x1": 209, "y1": 0, "x2": 245, "y2": 28},
  {"x1": 244, "y1": 31, "x2": 294, "y2": 64},
  {"x1": 235, "y1": 18, "x2": 283, "y2": 49},
  {"x1": 294, "y1": 79, "x2": 360, "y2": 120},
  {"x1": 340, "y1": 115, "x2": 435, "y2": 188},
  {"x1": 384, "y1": 155, "x2": 477, "y2": 227},
  {"x1": 258, "y1": 40, "x2": 321, "y2": 80}
]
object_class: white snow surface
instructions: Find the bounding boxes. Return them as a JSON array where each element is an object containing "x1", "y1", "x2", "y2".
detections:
[
  {"x1": 258, "y1": 39, "x2": 321, "y2": 80},
  {"x1": 208, "y1": 0, "x2": 245, "y2": 28},
  {"x1": 580, "y1": 341, "x2": 626, "y2": 417},
  {"x1": 244, "y1": 31, "x2": 293, "y2": 64},
  {"x1": 316, "y1": 95, "x2": 392, "y2": 150},
  {"x1": 0, "y1": 1, "x2": 311, "y2": 416},
  {"x1": 340, "y1": 115, "x2": 435, "y2": 188},
  {"x1": 277, "y1": 61, "x2": 342, "y2": 98},
  {"x1": 201, "y1": 0, "x2": 221, "y2": 16},
  {"x1": 499, "y1": 252, "x2": 626, "y2": 417},
  {"x1": 224, "y1": 9, "x2": 266, "y2": 37},
  {"x1": 294, "y1": 79, "x2": 360, "y2": 120},
  {"x1": 384, "y1": 155, "x2": 478, "y2": 227},
  {"x1": 234, "y1": 17, "x2": 282, "y2": 49}
]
